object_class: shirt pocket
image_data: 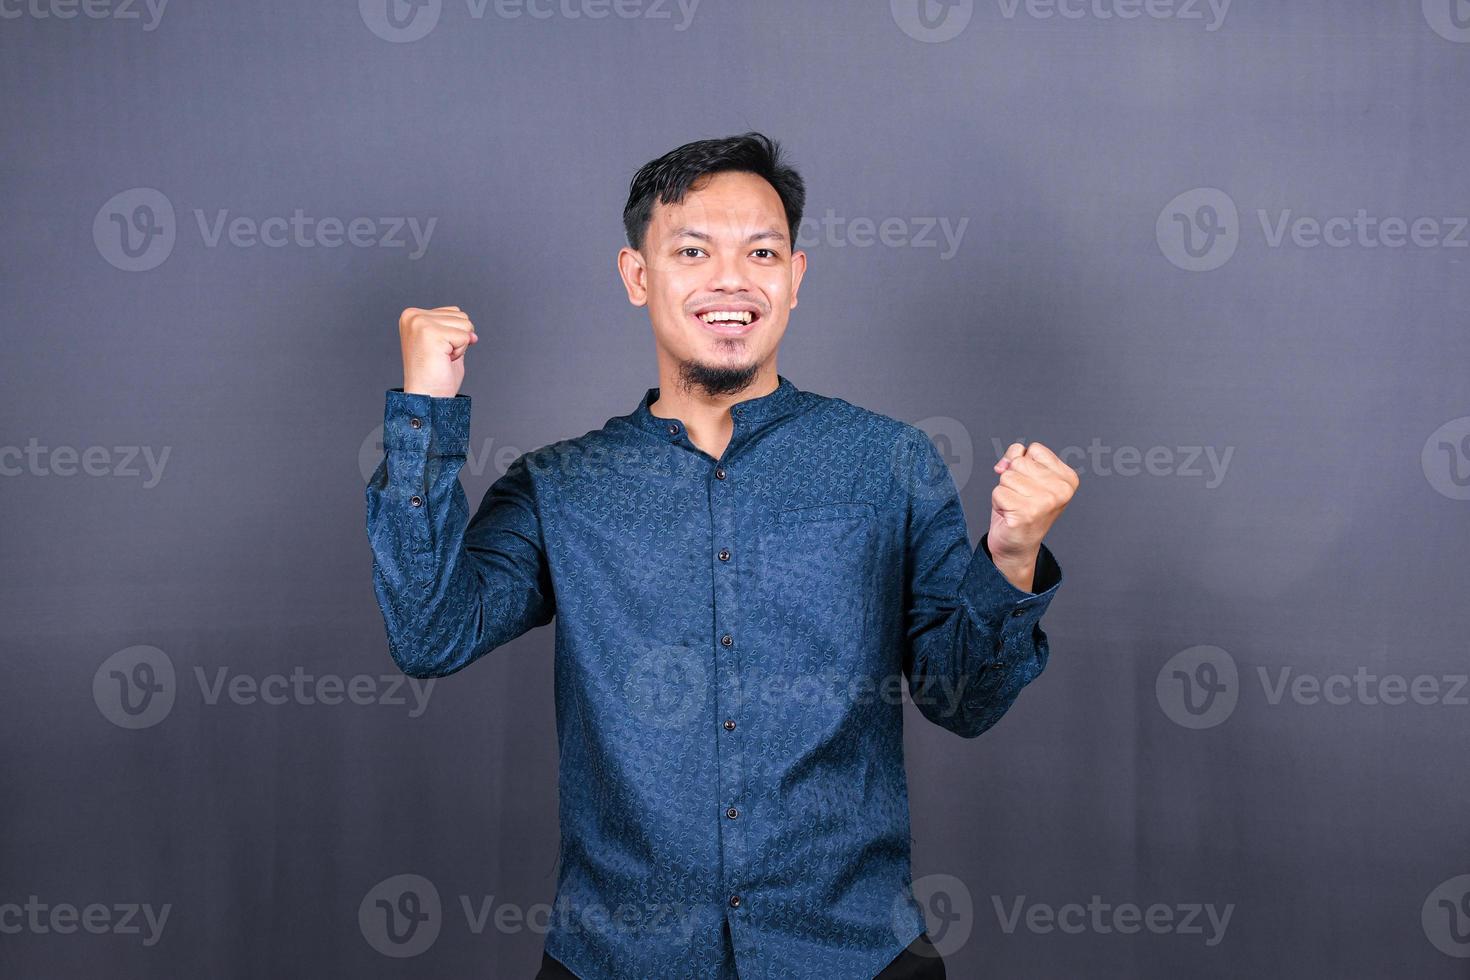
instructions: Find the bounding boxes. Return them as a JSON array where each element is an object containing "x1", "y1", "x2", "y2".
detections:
[
  {"x1": 756, "y1": 501, "x2": 879, "y2": 670},
  {"x1": 776, "y1": 501, "x2": 876, "y2": 525}
]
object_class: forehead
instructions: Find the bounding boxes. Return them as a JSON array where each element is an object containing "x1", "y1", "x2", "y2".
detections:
[{"x1": 648, "y1": 171, "x2": 786, "y2": 240}]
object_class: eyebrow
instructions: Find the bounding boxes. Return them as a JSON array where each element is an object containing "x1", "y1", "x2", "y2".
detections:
[{"x1": 670, "y1": 227, "x2": 789, "y2": 246}]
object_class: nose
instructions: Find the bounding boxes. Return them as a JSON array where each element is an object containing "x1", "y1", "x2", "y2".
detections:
[{"x1": 704, "y1": 250, "x2": 753, "y2": 294}]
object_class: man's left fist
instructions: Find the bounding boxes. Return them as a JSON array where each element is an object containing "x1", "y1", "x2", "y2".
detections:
[{"x1": 987, "y1": 441, "x2": 1079, "y2": 572}]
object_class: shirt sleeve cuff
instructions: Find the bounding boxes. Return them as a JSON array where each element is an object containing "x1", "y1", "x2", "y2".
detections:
[
  {"x1": 383, "y1": 388, "x2": 472, "y2": 456},
  {"x1": 958, "y1": 532, "x2": 1063, "y2": 635}
]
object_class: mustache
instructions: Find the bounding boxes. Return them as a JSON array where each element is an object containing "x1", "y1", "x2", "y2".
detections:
[{"x1": 685, "y1": 299, "x2": 769, "y2": 314}]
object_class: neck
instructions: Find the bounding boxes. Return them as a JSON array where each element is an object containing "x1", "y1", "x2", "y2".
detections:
[{"x1": 648, "y1": 361, "x2": 778, "y2": 459}]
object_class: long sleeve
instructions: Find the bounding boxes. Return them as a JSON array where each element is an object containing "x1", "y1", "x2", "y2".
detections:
[
  {"x1": 364, "y1": 388, "x2": 555, "y2": 678},
  {"x1": 899, "y1": 426, "x2": 1063, "y2": 738}
]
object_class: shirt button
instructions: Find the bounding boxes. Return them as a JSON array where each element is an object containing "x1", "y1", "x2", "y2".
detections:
[
  {"x1": 720, "y1": 634, "x2": 733, "y2": 647},
  {"x1": 1010, "y1": 607, "x2": 1026, "y2": 618},
  {"x1": 723, "y1": 718, "x2": 736, "y2": 731},
  {"x1": 409, "y1": 417, "x2": 423, "y2": 429},
  {"x1": 666, "y1": 422, "x2": 679, "y2": 436},
  {"x1": 715, "y1": 466, "x2": 726, "y2": 480},
  {"x1": 729, "y1": 895, "x2": 741, "y2": 909},
  {"x1": 409, "y1": 495, "x2": 423, "y2": 507},
  {"x1": 718, "y1": 548, "x2": 730, "y2": 562},
  {"x1": 726, "y1": 806, "x2": 739, "y2": 819}
]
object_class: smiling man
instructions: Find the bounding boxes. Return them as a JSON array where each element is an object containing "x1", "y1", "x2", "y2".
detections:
[{"x1": 365, "y1": 132, "x2": 1077, "y2": 979}]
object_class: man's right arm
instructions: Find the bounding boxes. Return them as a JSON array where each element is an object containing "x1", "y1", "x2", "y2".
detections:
[
  {"x1": 364, "y1": 305, "x2": 555, "y2": 679},
  {"x1": 364, "y1": 388, "x2": 556, "y2": 678}
]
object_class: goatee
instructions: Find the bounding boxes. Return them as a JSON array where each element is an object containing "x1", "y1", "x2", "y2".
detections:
[{"x1": 676, "y1": 359, "x2": 762, "y2": 399}]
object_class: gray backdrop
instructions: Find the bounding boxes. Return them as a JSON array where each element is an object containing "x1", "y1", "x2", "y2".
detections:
[{"x1": 3, "y1": 1, "x2": 1469, "y2": 977}]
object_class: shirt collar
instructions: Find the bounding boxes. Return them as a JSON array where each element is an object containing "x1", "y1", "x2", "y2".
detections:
[{"x1": 631, "y1": 373, "x2": 803, "y2": 440}]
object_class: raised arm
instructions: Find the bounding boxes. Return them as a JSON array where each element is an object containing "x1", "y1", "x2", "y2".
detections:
[
  {"x1": 900, "y1": 427, "x2": 1070, "y2": 738},
  {"x1": 363, "y1": 306, "x2": 555, "y2": 678}
]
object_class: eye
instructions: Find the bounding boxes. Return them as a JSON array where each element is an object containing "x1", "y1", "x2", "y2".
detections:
[
  {"x1": 679, "y1": 247, "x2": 706, "y2": 259},
  {"x1": 752, "y1": 248, "x2": 777, "y2": 259}
]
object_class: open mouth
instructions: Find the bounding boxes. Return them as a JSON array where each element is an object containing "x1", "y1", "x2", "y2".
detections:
[{"x1": 692, "y1": 308, "x2": 761, "y2": 336}]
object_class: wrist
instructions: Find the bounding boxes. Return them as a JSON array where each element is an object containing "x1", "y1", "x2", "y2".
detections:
[
  {"x1": 402, "y1": 379, "x2": 460, "y2": 399},
  {"x1": 984, "y1": 535, "x2": 1040, "y2": 593},
  {"x1": 992, "y1": 555, "x2": 1036, "y2": 593}
]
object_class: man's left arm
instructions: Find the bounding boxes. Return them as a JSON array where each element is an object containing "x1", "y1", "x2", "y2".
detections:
[{"x1": 900, "y1": 429, "x2": 1078, "y2": 738}]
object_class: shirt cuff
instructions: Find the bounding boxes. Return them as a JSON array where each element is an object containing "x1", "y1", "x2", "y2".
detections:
[
  {"x1": 958, "y1": 532, "x2": 1063, "y2": 637},
  {"x1": 383, "y1": 388, "x2": 472, "y2": 456}
]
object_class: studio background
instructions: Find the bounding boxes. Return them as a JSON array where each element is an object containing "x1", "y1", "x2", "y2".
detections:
[{"x1": 2, "y1": 1, "x2": 1468, "y2": 977}]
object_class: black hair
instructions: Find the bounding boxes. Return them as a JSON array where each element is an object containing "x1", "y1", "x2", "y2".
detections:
[{"x1": 621, "y1": 131, "x2": 806, "y2": 252}]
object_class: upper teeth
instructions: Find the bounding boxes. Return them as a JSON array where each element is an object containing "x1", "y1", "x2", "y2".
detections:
[{"x1": 699, "y1": 311, "x2": 753, "y2": 324}]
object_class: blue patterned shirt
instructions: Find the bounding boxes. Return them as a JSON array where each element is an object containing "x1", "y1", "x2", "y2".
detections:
[{"x1": 365, "y1": 373, "x2": 1062, "y2": 979}]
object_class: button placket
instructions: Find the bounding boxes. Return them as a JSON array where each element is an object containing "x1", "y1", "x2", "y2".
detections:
[{"x1": 710, "y1": 451, "x2": 749, "y2": 918}]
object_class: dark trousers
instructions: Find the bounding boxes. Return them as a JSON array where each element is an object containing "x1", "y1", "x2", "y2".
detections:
[{"x1": 534, "y1": 931, "x2": 946, "y2": 979}]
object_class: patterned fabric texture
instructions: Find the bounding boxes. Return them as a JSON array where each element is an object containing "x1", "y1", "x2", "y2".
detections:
[{"x1": 365, "y1": 373, "x2": 1062, "y2": 979}]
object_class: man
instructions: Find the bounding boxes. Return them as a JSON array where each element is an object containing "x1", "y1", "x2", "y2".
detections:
[{"x1": 365, "y1": 132, "x2": 1078, "y2": 979}]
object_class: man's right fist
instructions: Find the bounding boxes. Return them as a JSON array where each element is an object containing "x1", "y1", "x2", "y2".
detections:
[{"x1": 399, "y1": 306, "x2": 479, "y2": 398}]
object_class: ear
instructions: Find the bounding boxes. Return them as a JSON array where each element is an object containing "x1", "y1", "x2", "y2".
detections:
[
  {"x1": 617, "y1": 246, "x2": 649, "y2": 307},
  {"x1": 788, "y1": 249, "x2": 808, "y2": 310}
]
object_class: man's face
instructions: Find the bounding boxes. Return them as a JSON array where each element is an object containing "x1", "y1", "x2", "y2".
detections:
[{"x1": 618, "y1": 170, "x2": 806, "y2": 387}]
